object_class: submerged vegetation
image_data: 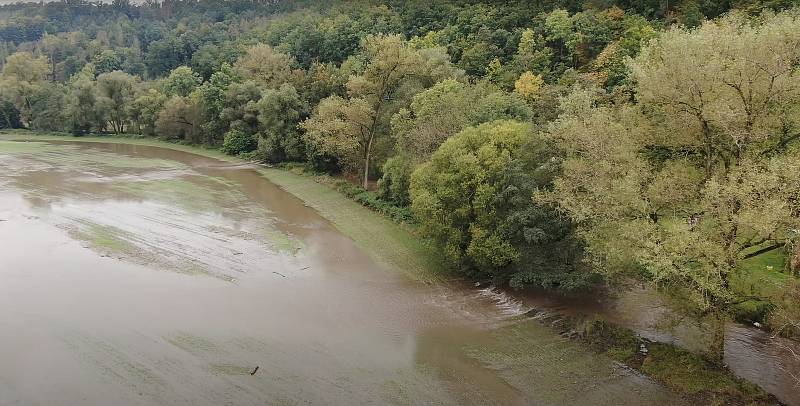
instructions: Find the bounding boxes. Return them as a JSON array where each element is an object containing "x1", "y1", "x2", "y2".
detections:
[{"x1": 1, "y1": 0, "x2": 800, "y2": 395}]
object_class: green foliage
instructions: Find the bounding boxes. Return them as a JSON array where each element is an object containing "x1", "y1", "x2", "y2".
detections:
[
  {"x1": 0, "y1": 98, "x2": 21, "y2": 128},
  {"x1": 64, "y1": 74, "x2": 101, "y2": 134},
  {"x1": 0, "y1": 51, "x2": 50, "y2": 125},
  {"x1": 95, "y1": 71, "x2": 136, "y2": 133},
  {"x1": 768, "y1": 278, "x2": 800, "y2": 338},
  {"x1": 582, "y1": 318, "x2": 641, "y2": 362},
  {"x1": 325, "y1": 176, "x2": 414, "y2": 223},
  {"x1": 732, "y1": 300, "x2": 773, "y2": 324},
  {"x1": 411, "y1": 120, "x2": 586, "y2": 288},
  {"x1": 392, "y1": 79, "x2": 531, "y2": 162},
  {"x1": 377, "y1": 154, "x2": 413, "y2": 206},
  {"x1": 221, "y1": 128, "x2": 257, "y2": 156},
  {"x1": 641, "y1": 343, "x2": 770, "y2": 402},
  {"x1": 129, "y1": 89, "x2": 167, "y2": 136},
  {"x1": 256, "y1": 83, "x2": 308, "y2": 162},
  {"x1": 92, "y1": 50, "x2": 122, "y2": 75},
  {"x1": 196, "y1": 63, "x2": 239, "y2": 143},
  {"x1": 545, "y1": 11, "x2": 800, "y2": 363},
  {"x1": 155, "y1": 95, "x2": 203, "y2": 142},
  {"x1": 163, "y1": 66, "x2": 202, "y2": 97}
]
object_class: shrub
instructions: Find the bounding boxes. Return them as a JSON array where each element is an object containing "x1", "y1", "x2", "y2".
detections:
[
  {"x1": 325, "y1": 177, "x2": 414, "y2": 223},
  {"x1": 732, "y1": 300, "x2": 773, "y2": 324},
  {"x1": 221, "y1": 129, "x2": 257, "y2": 155},
  {"x1": 377, "y1": 154, "x2": 413, "y2": 206}
]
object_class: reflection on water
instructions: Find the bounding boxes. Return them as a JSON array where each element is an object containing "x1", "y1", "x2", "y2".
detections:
[{"x1": 0, "y1": 140, "x2": 681, "y2": 405}]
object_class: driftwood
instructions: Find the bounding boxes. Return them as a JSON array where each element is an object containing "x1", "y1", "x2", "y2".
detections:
[{"x1": 250, "y1": 366, "x2": 259, "y2": 376}]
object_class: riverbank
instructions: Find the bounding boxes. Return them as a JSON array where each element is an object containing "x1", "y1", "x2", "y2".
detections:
[
  {"x1": 0, "y1": 130, "x2": 788, "y2": 404},
  {"x1": 573, "y1": 317, "x2": 780, "y2": 405}
]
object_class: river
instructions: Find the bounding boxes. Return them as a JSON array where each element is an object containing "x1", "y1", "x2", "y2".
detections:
[{"x1": 0, "y1": 138, "x2": 789, "y2": 404}]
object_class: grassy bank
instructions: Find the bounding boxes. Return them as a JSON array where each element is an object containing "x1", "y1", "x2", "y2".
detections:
[
  {"x1": 577, "y1": 318, "x2": 778, "y2": 405},
  {"x1": 0, "y1": 130, "x2": 448, "y2": 284},
  {"x1": 255, "y1": 166, "x2": 447, "y2": 283}
]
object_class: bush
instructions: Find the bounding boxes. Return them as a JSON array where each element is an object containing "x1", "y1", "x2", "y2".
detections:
[
  {"x1": 0, "y1": 99, "x2": 21, "y2": 129},
  {"x1": 732, "y1": 300, "x2": 773, "y2": 324},
  {"x1": 768, "y1": 279, "x2": 800, "y2": 338},
  {"x1": 377, "y1": 154, "x2": 413, "y2": 206},
  {"x1": 641, "y1": 343, "x2": 768, "y2": 401},
  {"x1": 324, "y1": 177, "x2": 414, "y2": 223},
  {"x1": 583, "y1": 318, "x2": 641, "y2": 362},
  {"x1": 221, "y1": 129, "x2": 257, "y2": 155}
]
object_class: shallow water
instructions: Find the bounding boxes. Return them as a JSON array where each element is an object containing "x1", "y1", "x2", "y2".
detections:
[
  {"x1": 512, "y1": 285, "x2": 800, "y2": 405},
  {"x1": 0, "y1": 140, "x2": 680, "y2": 405}
]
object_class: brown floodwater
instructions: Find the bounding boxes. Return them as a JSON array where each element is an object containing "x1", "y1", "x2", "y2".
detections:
[{"x1": 0, "y1": 139, "x2": 682, "y2": 405}]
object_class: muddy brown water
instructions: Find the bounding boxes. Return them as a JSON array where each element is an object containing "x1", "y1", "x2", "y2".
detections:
[{"x1": 0, "y1": 139, "x2": 786, "y2": 404}]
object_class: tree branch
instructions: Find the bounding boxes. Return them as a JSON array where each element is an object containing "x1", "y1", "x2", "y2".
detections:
[{"x1": 741, "y1": 242, "x2": 785, "y2": 260}]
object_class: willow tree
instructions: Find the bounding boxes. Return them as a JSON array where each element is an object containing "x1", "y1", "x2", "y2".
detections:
[
  {"x1": 546, "y1": 11, "x2": 800, "y2": 364},
  {"x1": 629, "y1": 11, "x2": 800, "y2": 178},
  {"x1": 233, "y1": 44, "x2": 298, "y2": 90},
  {"x1": 303, "y1": 35, "x2": 460, "y2": 188},
  {"x1": 0, "y1": 52, "x2": 50, "y2": 126},
  {"x1": 96, "y1": 71, "x2": 136, "y2": 133}
]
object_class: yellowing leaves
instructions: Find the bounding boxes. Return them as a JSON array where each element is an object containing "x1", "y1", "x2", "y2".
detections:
[{"x1": 514, "y1": 71, "x2": 544, "y2": 101}]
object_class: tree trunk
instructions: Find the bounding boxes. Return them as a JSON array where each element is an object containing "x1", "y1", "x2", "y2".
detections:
[
  {"x1": 791, "y1": 242, "x2": 800, "y2": 277},
  {"x1": 363, "y1": 133, "x2": 373, "y2": 189},
  {"x1": 708, "y1": 310, "x2": 726, "y2": 366}
]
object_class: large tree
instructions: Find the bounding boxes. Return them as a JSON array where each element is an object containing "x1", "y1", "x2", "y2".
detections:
[
  {"x1": 411, "y1": 120, "x2": 586, "y2": 288},
  {"x1": 392, "y1": 79, "x2": 531, "y2": 162},
  {"x1": 64, "y1": 70, "x2": 103, "y2": 134},
  {"x1": 546, "y1": 11, "x2": 800, "y2": 364},
  {"x1": 0, "y1": 52, "x2": 50, "y2": 126},
  {"x1": 96, "y1": 71, "x2": 136, "y2": 133},
  {"x1": 233, "y1": 44, "x2": 297, "y2": 89},
  {"x1": 155, "y1": 94, "x2": 204, "y2": 143},
  {"x1": 163, "y1": 66, "x2": 202, "y2": 97},
  {"x1": 129, "y1": 88, "x2": 167, "y2": 136},
  {"x1": 303, "y1": 34, "x2": 460, "y2": 188},
  {"x1": 255, "y1": 83, "x2": 309, "y2": 162}
]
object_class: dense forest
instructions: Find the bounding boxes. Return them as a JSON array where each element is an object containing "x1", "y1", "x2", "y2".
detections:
[{"x1": 1, "y1": 0, "x2": 799, "y2": 363}]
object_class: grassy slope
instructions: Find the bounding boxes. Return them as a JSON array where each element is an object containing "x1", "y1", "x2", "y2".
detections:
[
  {"x1": 0, "y1": 130, "x2": 448, "y2": 284},
  {"x1": 257, "y1": 167, "x2": 448, "y2": 283}
]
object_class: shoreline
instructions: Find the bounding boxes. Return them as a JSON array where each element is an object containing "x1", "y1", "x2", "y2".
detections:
[{"x1": 0, "y1": 130, "x2": 788, "y2": 405}]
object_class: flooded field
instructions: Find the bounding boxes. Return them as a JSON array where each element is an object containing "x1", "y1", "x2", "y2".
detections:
[{"x1": 0, "y1": 139, "x2": 682, "y2": 405}]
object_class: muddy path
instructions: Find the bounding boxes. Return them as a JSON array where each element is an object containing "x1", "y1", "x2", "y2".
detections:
[{"x1": 0, "y1": 139, "x2": 684, "y2": 405}]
